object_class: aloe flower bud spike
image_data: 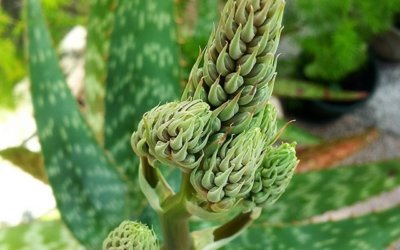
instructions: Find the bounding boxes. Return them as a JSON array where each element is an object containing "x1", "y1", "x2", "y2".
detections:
[
  {"x1": 242, "y1": 142, "x2": 298, "y2": 211},
  {"x1": 129, "y1": 1, "x2": 297, "y2": 249},
  {"x1": 183, "y1": 0, "x2": 285, "y2": 135},
  {"x1": 131, "y1": 100, "x2": 220, "y2": 172},
  {"x1": 103, "y1": 221, "x2": 158, "y2": 250}
]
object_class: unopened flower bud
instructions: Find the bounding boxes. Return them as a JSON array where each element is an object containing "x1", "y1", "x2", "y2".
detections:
[
  {"x1": 131, "y1": 100, "x2": 220, "y2": 172},
  {"x1": 242, "y1": 142, "x2": 298, "y2": 211},
  {"x1": 103, "y1": 221, "x2": 158, "y2": 250},
  {"x1": 191, "y1": 128, "x2": 266, "y2": 212}
]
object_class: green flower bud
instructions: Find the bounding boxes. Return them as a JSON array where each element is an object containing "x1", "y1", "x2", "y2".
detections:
[
  {"x1": 131, "y1": 100, "x2": 220, "y2": 172},
  {"x1": 242, "y1": 142, "x2": 298, "y2": 211},
  {"x1": 190, "y1": 128, "x2": 266, "y2": 212},
  {"x1": 183, "y1": 0, "x2": 285, "y2": 135},
  {"x1": 103, "y1": 221, "x2": 158, "y2": 250}
]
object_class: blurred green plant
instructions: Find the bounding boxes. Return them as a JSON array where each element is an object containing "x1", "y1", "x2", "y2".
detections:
[
  {"x1": 0, "y1": 9, "x2": 25, "y2": 108},
  {"x1": 0, "y1": 0, "x2": 87, "y2": 109},
  {"x1": 1, "y1": 0, "x2": 400, "y2": 249},
  {"x1": 284, "y1": 0, "x2": 400, "y2": 82}
]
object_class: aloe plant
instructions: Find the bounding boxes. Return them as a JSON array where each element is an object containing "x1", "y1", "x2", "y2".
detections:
[{"x1": 2, "y1": 0, "x2": 398, "y2": 249}]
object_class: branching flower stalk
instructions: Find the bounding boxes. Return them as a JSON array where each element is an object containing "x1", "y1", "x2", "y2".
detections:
[{"x1": 126, "y1": 0, "x2": 297, "y2": 249}]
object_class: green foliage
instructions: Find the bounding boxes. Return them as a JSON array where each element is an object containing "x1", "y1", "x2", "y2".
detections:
[
  {"x1": 0, "y1": 220, "x2": 83, "y2": 250},
  {"x1": 40, "y1": 0, "x2": 88, "y2": 43},
  {"x1": 0, "y1": 9, "x2": 25, "y2": 108},
  {"x1": 285, "y1": 0, "x2": 400, "y2": 81},
  {"x1": 0, "y1": 0, "x2": 88, "y2": 109}
]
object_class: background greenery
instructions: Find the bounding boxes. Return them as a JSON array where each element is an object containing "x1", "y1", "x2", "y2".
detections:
[
  {"x1": 0, "y1": 0, "x2": 88, "y2": 109},
  {"x1": 282, "y1": 0, "x2": 400, "y2": 82}
]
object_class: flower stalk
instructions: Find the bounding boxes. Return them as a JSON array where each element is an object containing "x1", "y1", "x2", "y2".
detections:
[{"x1": 160, "y1": 173, "x2": 192, "y2": 250}]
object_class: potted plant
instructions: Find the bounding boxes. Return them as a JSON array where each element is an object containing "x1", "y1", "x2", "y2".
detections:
[{"x1": 277, "y1": 0, "x2": 400, "y2": 121}]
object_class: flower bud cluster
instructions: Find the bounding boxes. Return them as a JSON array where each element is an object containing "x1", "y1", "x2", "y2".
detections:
[
  {"x1": 103, "y1": 221, "x2": 158, "y2": 250},
  {"x1": 131, "y1": 0, "x2": 297, "y2": 217}
]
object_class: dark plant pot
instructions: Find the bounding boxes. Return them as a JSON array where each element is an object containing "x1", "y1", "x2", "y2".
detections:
[
  {"x1": 371, "y1": 15, "x2": 400, "y2": 62},
  {"x1": 371, "y1": 27, "x2": 400, "y2": 62},
  {"x1": 282, "y1": 57, "x2": 378, "y2": 123}
]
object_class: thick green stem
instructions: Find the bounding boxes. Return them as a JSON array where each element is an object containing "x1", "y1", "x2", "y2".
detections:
[
  {"x1": 160, "y1": 173, "x2": 192, "y2": 250},
  {"x1": 160, "y1": 208, "x2": 191, "y2": 250}
]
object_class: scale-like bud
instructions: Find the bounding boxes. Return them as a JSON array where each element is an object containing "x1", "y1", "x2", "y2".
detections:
[
  {"x1": 242, "y1": 142, "x2": 298, "y2": 211},
  {"x1": 103, "y1": 221, "x2": 158, "y2": 250},
  {"x1": 131, "y1": 100, "x2": 220, "y2": 172},
  {"x1": 191, "y1": 128, "x2": 266, "y2": 212},
  {"x1": 183, "y1": 0, "x2": 285, "y2": 135}
]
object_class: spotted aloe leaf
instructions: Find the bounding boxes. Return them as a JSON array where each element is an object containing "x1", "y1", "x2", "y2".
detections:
[
  {"x1": 274, "y1": 78, "x2": 368, "y2": 100},
  {"x1": 84, "y1": 0, "x2": 117, "y2": 143},
  {"x1": 261, "y1": 160, "x2": 400, "y2": 224},
  {"x1": 228, "y1": 206, "x2": 400, "y2": 249},
  {"x1": 0, "y1": 220, "x2": 84, "y2": 250},
  {"x1": 27, "y1": 0, "x2": 129, "y2": 247},
  {"x1": 104, "y1": 0, "x2": 180, "y2": 190}
]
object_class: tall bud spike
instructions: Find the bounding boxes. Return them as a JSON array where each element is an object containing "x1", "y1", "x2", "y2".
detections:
[{"x1": 183, "y1": 0, "x2": 285, "y2": 135}]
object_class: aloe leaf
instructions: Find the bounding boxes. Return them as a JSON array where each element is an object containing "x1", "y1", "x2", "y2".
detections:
[
  {"x1": 0, "y1": 146, "x2": 47, "y2": 183},
  {"x1": 297, "y1": 128, "x2": 379, "y2": 172},
  {"x1": 27, "y1": 0, "x2": 129, "y2": 247},
  {"x1": 274, "y1": 78, "x2": 368, "y2": 100},
  {"x1": 262, "y1": 160, "x2": 400, "y2": 223},
  {"x1": 104, "y1": 0, "x2": 180, "y2": 192},
  {"x1": 84, "y1": 0, "x2": 117, "y2": 143},
  {"x1": 228, "y1": 207, "x2": 400, "y2": 249},
  {"x1": 0, "y1": 220, "x2": 84, "y2": 250},
  {"x1": 278, "y1": 119, "x2": 321, "y2": 146}
]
